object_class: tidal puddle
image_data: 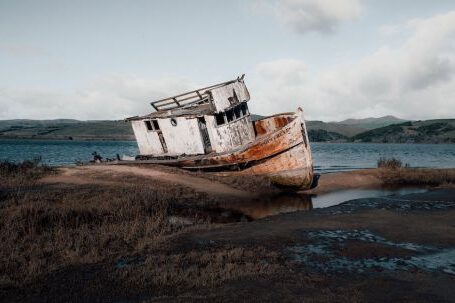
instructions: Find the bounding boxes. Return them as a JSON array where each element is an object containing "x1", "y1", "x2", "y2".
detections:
[
  {"x1": 213, "y1": 187, "x2": 428, "y2": 221},
  {"x1": 310, "y1": 187, "x2": 428, "y2": 209},
  {"x1": 288, "y1": 229, "x2": 455, "y2": 276}
]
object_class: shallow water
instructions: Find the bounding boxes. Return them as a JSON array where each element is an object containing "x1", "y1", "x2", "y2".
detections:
[
  {"x1": 310, "y1": 187, "x2": 428, "y2": 208},
  {"x1": 288, "y1": 229, "x2": 455, "y2": 276},
  {"x1": 215, "y1": 187, "x2": 428, "y2": 220},
  {"x1": 0, "y1": 140, "x2": 454, "y2": 172}
]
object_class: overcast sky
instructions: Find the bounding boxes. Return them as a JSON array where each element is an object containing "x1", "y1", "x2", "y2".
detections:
[{"x1": 1, "y1": 0, "x2": 454, "y2": 121}]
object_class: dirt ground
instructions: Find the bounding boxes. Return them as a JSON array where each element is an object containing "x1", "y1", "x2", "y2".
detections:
[{"x1": 1, "y1": 165, "x2": 454, "y2": 302}]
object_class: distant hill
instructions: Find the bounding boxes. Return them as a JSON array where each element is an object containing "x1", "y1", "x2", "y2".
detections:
[
  {"x1": 306, "y1": 121, "x2": 365, "y2": 138},
  {"x1": 307, "y1": 129, "x2": 348, "y2": 142},
  {"x1": 0, "y1": 116, "x2": 453, "y2": 143},
  {"x1": 351, "y1": 119, "x2": 455, "y2": 143},
  {"x1": 0, "y1": 119, "x2": 134, "y2": 140},
  {"x1": 335, "y1": 115, "x2": 407, "y2": 130}
]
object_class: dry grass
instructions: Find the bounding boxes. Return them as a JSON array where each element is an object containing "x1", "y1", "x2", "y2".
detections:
[
  {"x1": 0, "y1": 185, "x2": 178, "y2": 286},
  {"x1": 377, "y1": 157, "x2": 405, "y2": 169},
  {"x1": 0, "y1": 158, "x2": 55, "y2": 187},
  {"x1": 0, "y1": 180, "x2": 289, "y2": 301},
  {"x1": 379, "y1": 167, "x2": 455, "y2": 186},
  {"x1": 0, "y1": 160, "x2": 230, "y2": 291},
  {"x1": 0, "y1": 161, "x2": 282, "y2": 298},
  {"x1": 116, "y1": 246, "x2": 284, "y2": 295}
]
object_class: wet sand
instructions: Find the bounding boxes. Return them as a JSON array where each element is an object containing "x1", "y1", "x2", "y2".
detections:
[
  {"x1": 40, "y1": 165, "x2": 385, "y2": 197},
  {"x1": 307, "y1": 169, "x2": 383, "y2": 194},
  {"x1": 4, "y1": 165, "x2": 455, "y2": 302},
  {"x1": 40, "y1": 165, "x2": 251, "y2": 198}
]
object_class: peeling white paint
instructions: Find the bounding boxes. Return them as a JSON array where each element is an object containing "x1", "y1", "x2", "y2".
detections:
[
  {"x1": 131, "y1": 120, "x2": 163, "y2": 155},
  {"x1": 205, "y1": 115, "x2": 255, "y2": 153},
  {"x1": 158, "y1": 117, "x2": 205, "y2": 155},
  {"x1": 211, "y1": 81, "x2": 250, "y2": 113}
]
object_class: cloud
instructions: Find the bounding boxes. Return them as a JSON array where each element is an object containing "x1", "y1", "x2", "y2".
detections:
[
  {"x1": 0, "y1": 43, "x2": 48, "y2": 56},
  {"x1": 0, "y1": 75, "x2": 196, "y2": 120},
  {"x1": 2, "y1": 12, "x2": 454, "y2": 122},
  {"x1": 250, "y1": 11, "x2": 455, "y2": 121},
  {"x1": 273, "y1": 0, "x2": 361, "y2": 34},
  {"x1": 255, "y1": 59, "x2": 307, "y2": 85}
]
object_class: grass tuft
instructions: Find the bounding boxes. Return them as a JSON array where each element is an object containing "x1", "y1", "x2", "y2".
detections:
[
  {"x1": 379, "y1": 168, "x2": 455, "y2": 186},
  {"x1": 0, "y1": 158, "x2": 55, "y2": 187},
  {"x1": 377, "y1": 157, "x2": 404, "y2": 169}
]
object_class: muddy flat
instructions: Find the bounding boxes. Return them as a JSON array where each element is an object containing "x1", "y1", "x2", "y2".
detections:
[
  {"x1": 40, "y1": 165, "x2": 383, "y2": 197},
  {"x1": 40, "y1": 164, "x2": 251, "y2": 198},
  {"x1": 2, "y1": 166, "x2": 455, "y2": 302}
]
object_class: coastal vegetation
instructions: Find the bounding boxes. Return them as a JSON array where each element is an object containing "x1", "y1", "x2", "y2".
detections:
[
  {"x1": 0, "y1": 158, "x2": 55, "y2": 187},
  {"x1": 0, "y1": 163, "x2": 295, "y2": 301},
  {"x1": 376, "y1": 157, "x2": 455, "y2": 186},
  {"x1": 377, "y1": 157, "x2": 405, "y2": 169},
  {"x1": 379, "y1": 167, "x2": 455, "y2": 186}
]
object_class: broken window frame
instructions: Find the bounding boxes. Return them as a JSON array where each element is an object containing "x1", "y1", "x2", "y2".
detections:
[
  {"x1": 240, "y1": 102, "x2": 248, "y2": 116},
  {"x1": 145, "y1": 119, "x2": 161, "y2": 131},
  {"x1": 145, "y1": 120, "x2": 153, "y2": 131},
  {"x1": 226, "y1": 109, "x2": 234, "y2": 122},
  {"x1": 215, "y1": 112, "x2": 225, "y2": 126},
  {"x1": 214, "y1": 102, "x2": 250, "y2": 127},
  {"x1": 233, "y1": 106, "x2": 241, "y2": 120},
  {"x1": 152, "y1": 120, "x2": 160, "y2": 130}
]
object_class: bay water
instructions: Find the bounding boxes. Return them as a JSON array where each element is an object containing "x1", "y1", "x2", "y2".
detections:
[{"x1": 0, "y1": 139, "x2": 454, "y2": 173}]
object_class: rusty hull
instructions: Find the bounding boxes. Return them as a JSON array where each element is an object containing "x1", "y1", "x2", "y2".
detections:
[{"x1": 120, "y1": 109, "x2": 315, "y2": 190}]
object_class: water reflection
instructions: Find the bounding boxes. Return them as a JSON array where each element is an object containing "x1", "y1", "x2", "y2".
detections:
[
  {"x1": 219, "y1": 193, "x2": 313, "y2": 220},
  {"x1": 310, "y1": 187, "x2": 427, "y2": 209},
  {"x1": 211, "y1": 187, "x2": 428, "y2": 221}
]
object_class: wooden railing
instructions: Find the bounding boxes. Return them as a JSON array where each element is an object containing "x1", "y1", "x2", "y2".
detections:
[{"x1": 150, "y1": 74, "x2": 245, "y2": 111}]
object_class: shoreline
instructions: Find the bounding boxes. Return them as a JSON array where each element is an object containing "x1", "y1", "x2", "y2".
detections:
[
  {"x1": 1, "y1": 136, "x2": 454, "y2": 144},
  {"x1": 0, "y1": 136, "x2": 136, "y2": 141}
]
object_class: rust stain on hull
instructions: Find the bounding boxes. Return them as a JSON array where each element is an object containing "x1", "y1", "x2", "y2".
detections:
[{"x1": 123, "y1": 110, "x2": 316, "y2": 190}]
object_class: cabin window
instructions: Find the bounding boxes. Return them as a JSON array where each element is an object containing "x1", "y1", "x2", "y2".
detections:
[
  {"x1": 152, "y1": 120, "x2": 160, "y2": 130},
  {"x1": 145, "y1": 119, "x2": 160, "y2": 131},
  {"x1": 215, "y1": 112, "x2": 225, "y2": 125},
  {"x1": 234, "y1": 105, "x2": 241, "y2": 119},
  {"x1": 226, "y1": 109, "x2": 234, "y2": 122},
  {"x1": 170, "y1": 118, "x2": 177, "y2": 126},
  {"x1": 214, "y1": 102, "x2": 250, "y2": 127},
  {"x1": 227, "y1": 89, "x2": 240, "y2": 105},
  {"x1": 145, "y1": 120, "x2": 153, "y2": 131},
  {"x1": 241, "y1": 103, "x2": 248, "y2": 116}
]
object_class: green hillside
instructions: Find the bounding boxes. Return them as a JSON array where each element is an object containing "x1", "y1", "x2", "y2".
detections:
[
  {"x1": 0, "y1": 117, "x2": 453, "y2": 143},
  {"x1": 306, "y1": 121, "x2": 366, "y2": 137},
  {"x1": 352, "y1": 120, "x2": 455, "y2": 143},
  {"x1": 307, "y1": 129, "x2": 348, "y2": 142},
  {"x1": 0, "y1": 119, "x2": 134, "y2": 140},
  {"x1": 336, "y1": 115, "x2": 407, "y2": 130}
]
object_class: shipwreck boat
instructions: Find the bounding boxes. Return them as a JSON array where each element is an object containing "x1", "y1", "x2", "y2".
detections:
[{"x1": 125, "y1": 75, "x2": 318, "y2": 190}]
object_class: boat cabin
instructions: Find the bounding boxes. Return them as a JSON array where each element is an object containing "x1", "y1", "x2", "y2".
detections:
[{"x1": 126, "y1": 75, "x2": 256, "y2": 157}]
